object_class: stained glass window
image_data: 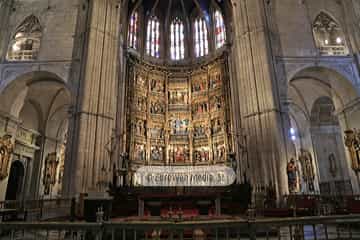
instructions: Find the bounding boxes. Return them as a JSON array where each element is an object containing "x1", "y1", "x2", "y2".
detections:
[
  {"x1": 146, "y1": 16, "x2": 160, "y2": 58},
  {"x1": 194, "y1": 18, "x2": 209, "y2": 57},
  {"x1": 170, "y1": 17, "x2": 185, "y2": 60},
  {"x1": 128, "y1": 11, "x2": 139, "y2": 49},
  {"x1": 214, "y1": 10, "x2": 226, "y2": 49}
]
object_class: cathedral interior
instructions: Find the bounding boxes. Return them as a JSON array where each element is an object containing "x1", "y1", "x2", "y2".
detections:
[{"x1": 0, "y1": 0, "x2": 360, "y2": 236}]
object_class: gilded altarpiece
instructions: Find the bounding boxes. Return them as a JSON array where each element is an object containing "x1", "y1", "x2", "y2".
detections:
[{"x1": 125, "y1": 57, "x2": 233, "y2": 169}]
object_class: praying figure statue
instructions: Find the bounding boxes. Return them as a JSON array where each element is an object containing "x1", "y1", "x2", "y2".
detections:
[{"x1": 287, "y1": 158, "x2": 298, "y2": 193}]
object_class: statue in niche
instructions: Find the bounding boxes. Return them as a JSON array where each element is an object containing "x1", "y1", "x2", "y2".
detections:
[
  {"x1": 210, "y1": 96, "x2": 222, "y2": 112},
  {"x1": 194, "y1": 148, "x2": 209, "y2": 162},
  {"x1": 135, "y1": 120, "x2": 146, "y2": 137},
  {"x1": 299, "y1": 149, "x2": 315, "y2": 191},
  {"x1": 213, "y1": 143, "x2": 226, "y2": 162},
  {"x1": 136, "y1": 75, "x2": 146, "y2": 88},
  {"x1": 210, "y1": 73, "x2": 221, "y2": 89},
  {"x1": 150, "y1": 101, "x2": 165, "y2": 114},
  {"x1": 168, "y1": 146, "x2": 189, "y2": 163},
  {"x1": 287, "y1": 158, "x2": 298, "y2": 193},
  {"x1": 192, "y1": 102, "x2": 208, "y2": 115},
  {"x1": 134, "y1": 144, "x2": 146, "y2": 162},
  {"x1": 328, "y1": 153, "x2": 338, "y2": 178},
  {"x1": 150, "y1": 127, "x2": 164, "y2": 139},
  {"x1": 344, "y1": 129, "x2": 360, "y2": 172},
  {"x1": 43, "y1": 152, "x2": 59, "y2": 195},
  {"x1": 194, "y1": 124, "x2": 206, "y2": 138},
  {"x1": 169, "y1": 91, "x2": 188, "y2": 105},
  {"x1": 151, "y1": 146, "x2": 164, "y2": 161},
  {"x1": 136, "y1": 97, "x2": 147, "y2": 112},
  {"x1": 151, "y1": 78, "x2": 164, "y2": 92},
  {"x1": 171, "y1": 119, "x2": 189, "y2": 135},
  {"x1": 0, "y1": 135, "x2": 14, "y2": 180},
  {"x1": 212, "y1": 119, "x2": 222, "y2": 134},
  {"x1": 192, "y1": 81, "x2": 206, "y2": 92}
]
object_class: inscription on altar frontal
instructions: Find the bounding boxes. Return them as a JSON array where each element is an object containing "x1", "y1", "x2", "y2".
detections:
[{"x1": 134, "y1": 166, "x2": 236, "y2": 187}]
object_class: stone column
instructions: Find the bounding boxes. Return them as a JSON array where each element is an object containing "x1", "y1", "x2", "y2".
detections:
[
  {"x1": 231, "y1": 0, "x2": 288, "y2": 198},
  {"x1": 65, "y1": 0, "x2": 121, "y2": 196}
]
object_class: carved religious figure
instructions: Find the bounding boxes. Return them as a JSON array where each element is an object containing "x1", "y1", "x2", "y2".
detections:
[
  {"x1": 151, "y1": 78, "x2": 165, "y2": 92},
  {"x1": 43, "y1": 152, "x2": 59, "y2": 195},
  {"x1": 299, "y1": 149, "x2": 315, "y2": 191},
  {"x1": 210, "y1": 96, "x2": 222, "y2": 112},
  {"x1": 287, "y1": 158, "x2": 298, "y2": 193},
  {"x1": 136, "y1": 96, "x2": 147, "y2": 112},
  {"x1": 344, "y1": 130, "x2": 360, "y2": 172},
  {"x1": 151, "y1": 146, "x2": 164, "y2": 161},
  {"x1": 134, "y1": 144, "x2": 146, "y2": 162},
  {"x1": 211, "y1": 119, "x2": 222, "y2": 134},
  {"x1": 150, "y1": 100, "x2": 165, "y2": 114},
  {"x1": 328, "y1": 153, "x2": 338, "y2": 178},
  {"x1": 194, "y1": 147, "x2": 209, "y2": 162},
  {"x1": 213, "y1": 143, "x2": 226, "y2": 162},
  {"x1": 169, "y1": 91, "x2": 188, "y2": 105},
  {"x1": 194, "y1": 124, "x2": 206, "y2": 138},
  {"x1": 135, "y1": 120, "x2": 146, "y2": 137},
  {"x1": 192, "y1": 102, "x2": 208, "y2": 115},
  {"x1": 136, "y1": 75, "x2": 146, "y2": 88},
  {"x1": 210, "y1": 73, "x2": 221, "y2": 89},
  {"x1": 0, "y1": 135, "x2": 14, "y2": 180},
  {"x1": 192, "y1": 81, "x2": 206, "y2": 92}
]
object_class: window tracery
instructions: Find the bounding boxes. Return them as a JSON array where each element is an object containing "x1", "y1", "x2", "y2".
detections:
[
  {"x1": 170, "y1": 17, "x2": 185, "y2": 60},
  {"x1": 194, "y1": 17, "x2": 209, "y2": 57},
  {"x1": 214, "y1": 10, "x2": 226, "y2": 49},
  {"x1": 146, "y1": 16, "x2": 160, "y2": 58},
  {"x1": 7, "y1": 15, "x2": 42, "y2": 61},
  {"x1": 128, "y1": 11, "x2": 139, "y2": 49},
  {"x1": 313, "y1": 12, "x2": 348, "y2": 56}
]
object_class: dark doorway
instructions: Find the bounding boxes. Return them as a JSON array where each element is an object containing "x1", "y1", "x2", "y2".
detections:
[{"x1": 5, "y1": 161, "x2": 25, "y2": 201}]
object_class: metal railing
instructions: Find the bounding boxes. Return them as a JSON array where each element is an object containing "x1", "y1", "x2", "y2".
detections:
[{"x1": 0, "y1": 214, "x2": 359, "y2": 240}]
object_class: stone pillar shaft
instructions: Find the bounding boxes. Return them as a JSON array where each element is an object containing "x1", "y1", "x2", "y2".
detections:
[
  {"x1": 68, "y1": 0, "x2": 120, "y2": 195},
  {"x1": 231, "y1": 0, "x2": 288, "y2": 197}
]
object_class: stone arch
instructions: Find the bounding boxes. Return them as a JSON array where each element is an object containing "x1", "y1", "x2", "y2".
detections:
[
  {"x1": 0, "y1": 71, "x2": 73, "y2": 199},
  {"x1": 287, "y1": 66, "x2": 360, "y2": 194}
]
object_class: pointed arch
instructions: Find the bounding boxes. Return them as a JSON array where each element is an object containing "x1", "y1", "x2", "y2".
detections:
[
  {"x1": 7, "y1": 15, "x2": 42, "y2": 61},
  {"x1": 312, "y1": 12, "x2": 349, "y2": 56}
]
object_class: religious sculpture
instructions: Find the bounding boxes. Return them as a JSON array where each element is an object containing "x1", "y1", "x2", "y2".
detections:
[
  {"x1": 194, "y1": 147, "x2": 209, "y2": 162},
  {"x1": 150, "y1": 78, "x2": 165, "y2": 92},
  {"x1": 134, "y1": 144, "x2": 146, "y2": 162},
  {"x1": 192, "y1": 102, "x2": 208, "y2": 115},
  {"x1": 150, "y1": 101, "x2": 165, "y2": 114},
  {"x1": 151, "y1": 146, "x2": 164, "y2": 161},
  {"x1": 194, "y1": 124, "x2": 206, "y2": 138},
  {"x1": 212, "y1": 119, "x2": 222, "y2": 134},
  {"x1": 136, "y1": 97, "x2": 147, "y2": 112},
  {"x1": 210, "y1": 73, "x2": 221, "y2": 89},
  {"x1": 210, "y1": 96, "x2": 222, "y2": 112},
  {"x1": 0, "y1": 135, "x2": 14, "y2": 180},
  {"x1": 213, "y1": 143, "x2": 226, "y2": 162},
  {"x1": 299, "y1": 149, "x2": 315, "y2": 191},
  {"x1": 136, "y1": 75, "x2": 146, "y2": 88},
  {"x1": 43, "y1": 152, "x2": 59, "y2": 195},
  {"x1": 328, "y1": 153, "x2": 338, "y2": 178},
  {"x1": 287, "y1": 158, "x2": 298, "y2": 193},
  {"x1": 344, "y1": 129, "x2": 360, "y2": 172},
  {"x1": 169, "y1": 91, "x2": 188, "y2": 105}
]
